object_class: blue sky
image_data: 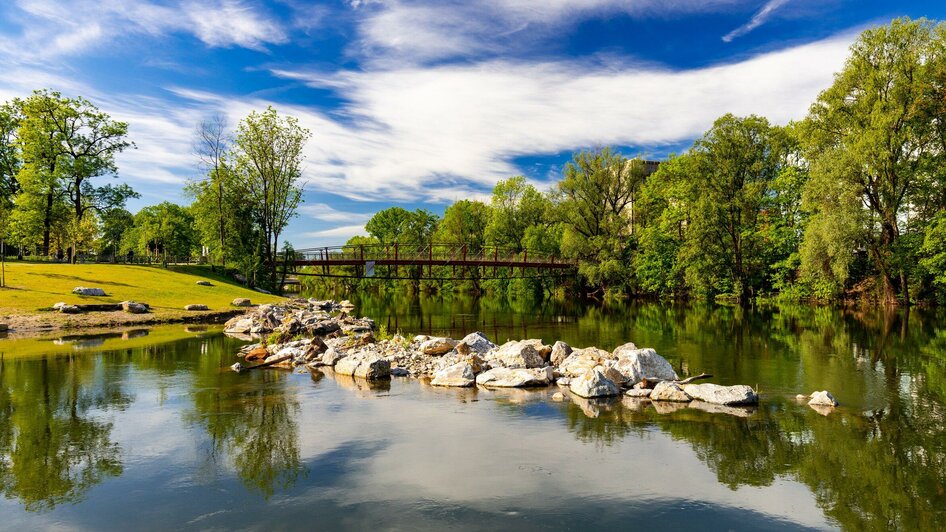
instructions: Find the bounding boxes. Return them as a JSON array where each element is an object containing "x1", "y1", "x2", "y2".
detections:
[{"x1": 1, "y1": 0, "x2": 944, "y2": 246}]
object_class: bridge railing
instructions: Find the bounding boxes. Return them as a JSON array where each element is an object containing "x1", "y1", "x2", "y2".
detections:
[{"x1": 292, "y1": 243, "x2": 573, "y2": 267}]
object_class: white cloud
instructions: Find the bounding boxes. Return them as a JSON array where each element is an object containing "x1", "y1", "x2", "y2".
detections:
[
  {"x1": 299, "y1": 203, "x2": 373, "y2": 223},
  {"x1": 1, "y1": 0, "x2": 286, "y2": 58},
  {"x1": 723, "y1": 0, "x2": 790, "y2": 42},
  {"x1": 301, "y1": 224, "x2": 368, "y2": 240},
  {"x1": 263, "y1": 32, "x2": 853, "y2": 202}
]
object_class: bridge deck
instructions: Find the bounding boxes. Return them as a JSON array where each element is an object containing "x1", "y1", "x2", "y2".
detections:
[{"x1": 288, "y1": 244, "x2": 575, "y2": 279}]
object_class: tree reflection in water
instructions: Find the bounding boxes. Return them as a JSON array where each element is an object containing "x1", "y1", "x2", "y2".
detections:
[{"x1": 0, "y1": 355, "x2": 127, "y2": 510}]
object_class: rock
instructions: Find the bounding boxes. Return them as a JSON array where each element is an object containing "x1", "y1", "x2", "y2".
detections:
[
  {"x1": 489, "y1": 341, "x2": 545, "y2": 368},
  {"x1": 245, "y1": 347, "x2": 270, "y2": 362},
  {"x1": 558, "y1": 347, "x2": 609, "y2": 378},
  {"x1": 624, "y1": 388, "x2": 652, "y2": 398},
  {"x1": 303, "y1": 337, "x2": 328, "y2": 361},
  {"x1": 59, "y1": 304, "x2": 81, "y2": 314},
  {"x1": 232, "y1": 298, "x2": 252, "y2": 307},
  {"x1": 196, "y1": 280, "x2": 213, "y2": 286},
  {"x1": 795, "y1": 394, "x2": 809, "y2": 402},
  {"x1": 72, "y1": 287, "x2": 106, "y2": 296},
  {"x1": 549, "y1": 341, "x2": 572, "y2": 366},
  {"x1": 682, "y1": 383, "x2": 758, "y2": 405},
  {"x1": 610, "y1": 347, "x2": 677, "y2": 386},
  {"x1": 420, "y1": 337, "x2": 458, "y2": 355},
  {"x1": 599, "y1": 361, "x2": 628, "y2": 388},
  {"x1": 52, "y1": 302, "x2": 67, "y2": 310},
  {"x1": 185, "y1": 304, "x2": 209, "y2": 311},
  {"x1": 334, "y1": 353, "x2": 391, "y2": 379},
  {"x1": 431, "y1": 362, "x2": 476, "y2": 387},
  {"x1": 224, "y1": 317, "x2": 254, "y2": 333},
  {"x1": 121, "y1": 301, "x2": 148, "y2": 314},
  {"x1": 391, "y1": 367, "x2": 410, "y2": 377},
  {"x1": 458, "y1": 331, "x2": 497, "y2": 353},
  {"x1": 650, "y1": 381, "x2": 691, "y2": 402},
  {"x1": 551, "y1": 392, "x2": 566, "y2": 402},
  {"x1": 556, "y1": 377, "x2": 571, "y2": 387},
  {"x1": 688, "y1": 400, "x2": 757, "y2": 418},
  {"x1": 230, "y1": 362, "x2": 244, "y2": 373},
  {"x1": 569, "y1": 368, "x2": 620, "y2": 398},
  {"x1": 412, "y1": 335, "x2": 429, "y2": 343},
  {"x1": 0, "y1": 323, "x2": 7, "y2": 332},
  {"x1": 339, "y1": 300, "x2": 354, "y2": 308},
  {"x1": 475, "y1": 367, "x2": 554, "y2": 387},
  {"x1": 320, "y1": 348, "x2": 344, "y2": 367},
  {"x1": 808, "y1": 390, "x2": 839, "y2": 407},
  {"x1": 520, "y1": 339, "x2": 552, "y2": 361}
]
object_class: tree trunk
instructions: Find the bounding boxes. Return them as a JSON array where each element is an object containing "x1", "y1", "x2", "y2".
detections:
[{"x1": 43, "y1": 190, "x2": 52, "y2": 256}]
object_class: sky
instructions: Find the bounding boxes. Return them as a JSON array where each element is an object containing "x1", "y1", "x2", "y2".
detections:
[{"x1": 1, "y1": 0, "x2": 944, "y2": 246}]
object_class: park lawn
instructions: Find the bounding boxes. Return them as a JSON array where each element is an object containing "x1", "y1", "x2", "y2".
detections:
[{"x1": 0, "y1": 262, "x2": 283, "y2": 315}]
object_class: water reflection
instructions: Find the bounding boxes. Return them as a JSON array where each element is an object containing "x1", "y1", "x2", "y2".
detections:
[{"x1": 0, "y1": 299, "x2": 943, "y2": 529}]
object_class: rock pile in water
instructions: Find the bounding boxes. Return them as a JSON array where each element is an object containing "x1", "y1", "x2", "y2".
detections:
[{"x1": 227, "y1": 301, "x2": 761, "y2": 413}]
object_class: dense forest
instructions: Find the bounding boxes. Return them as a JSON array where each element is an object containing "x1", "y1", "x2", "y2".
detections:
[{"x1": 2, "y1": 17, "x2": 946, "y2": 305}]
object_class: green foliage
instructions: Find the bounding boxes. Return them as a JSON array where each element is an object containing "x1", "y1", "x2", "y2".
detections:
[{"x1": 123, "y1": 202, "x2": 198, "y2": 260}]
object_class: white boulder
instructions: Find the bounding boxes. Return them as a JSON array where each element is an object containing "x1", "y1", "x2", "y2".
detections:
[
  {"x1": 489, "y1": 341, "x2": 545, "y2": 368},
  {"x1": 475, "y1": 367, "x2": 554, "y2": 387},
  {"x1": 650, "y1": 381, "x2": 691, "y2": 402},
  {"x1": 569, "y1": 367, "x2": 620, "y2": 398},
  {"x1": 683, "y1": 383, "x2": 758, "y2": 405},
  {"x1": 420, "y1": 337, "x2": 458, "y2": 356},
  {"x1": 808, "y1": 390, "x2": 839, "y2": 407},
  {"x1": 611, "y1": 347, "x2": 677, "y2": 385},
  {"x1": 431, "y1": 362, "x2": 476, "y2": 387},
  {"x1": 72, "y1": 287, "x2": 106, "y2": 296}
]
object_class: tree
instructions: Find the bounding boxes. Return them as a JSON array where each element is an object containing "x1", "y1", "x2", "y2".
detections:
[
  {"x1": 193, "y1": 114, "x2": 232, "y2": 268},
  {"x1": 556, "y1": 148, "x2": 647, "y2": 294},
  {"x1": 125, "y1": 202, "x2": 197, "y2": 261},
  {"x1": 233, "y1": 107, "x2": 309, "y2": 289},
  {"x1": 435, "y1": 200, "x2": 490, "y2": 250},
  {"x1": 0, "y1": 101, "x2": 21, "y2": 238},
  {"x1": 17, "y1": 90, "x2": 137, "y2": 260},
  {"x1": 98, "y1": 208, "x2": 134, "y2": 257},
  {"x1": 365, "y1": 207, "x2": 412, "y2": 244},
  {"x1": 800, "y1": 18, "x2": 946, "y2": 305},
  {"x1": 485, "y1": 176, "x2": 547, "y2": 250}
]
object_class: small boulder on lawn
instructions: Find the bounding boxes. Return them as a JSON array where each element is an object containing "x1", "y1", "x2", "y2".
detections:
[
  {"x1": 59, "y1": 304, "x2": 81, "y2": 314},
  {"x1": 121, "y1": 301, "x2": 149, "y2": 314},
  {"x1": 185, "y1": 304, "x2": 209, "y2": 311},
  {"x1": 196, "y1": 280, "x2": 213, "y2": 286},
  {"x1": 73, "y1": 287, "x2": 106, "y2": 296},
  {"x1": 232, "y1": 298, "x2": 252, "y2": 307}
]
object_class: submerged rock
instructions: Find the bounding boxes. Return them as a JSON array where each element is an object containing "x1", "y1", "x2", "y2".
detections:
[
  {"x1": 808, "y1": 390, "x2": 839, "y2": 407},
  {"x1": 476, "y1": 367, "x2": 553, "y2": 387},
  {"x1": 569, "y1": 368, "x2": 620, "y2": 398},
  {"x1": 650, "y1": 381, "x2": 691, "y2": 402},
  {"x1": 683, "y1": 383, "x2": 758, "y2": 405},
  {"x1": 430, "y1": 362, "x2": 475, "y2": 387}
]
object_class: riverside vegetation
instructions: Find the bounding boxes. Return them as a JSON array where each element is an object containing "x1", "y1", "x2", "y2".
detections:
[{"x1": 3, "y1": 17, "x2": 946, "y2": 306}]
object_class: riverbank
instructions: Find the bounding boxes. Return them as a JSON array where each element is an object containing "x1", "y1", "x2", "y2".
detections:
[{"x1": 0, "y1": 262, "x2": 283, "y2": 333}]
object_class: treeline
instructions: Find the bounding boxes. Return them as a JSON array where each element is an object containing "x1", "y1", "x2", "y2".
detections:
[
  {"x1": 0, "y1": 92, "x2": 309, "y2": 292},
  {"x1": 326, "y1": 18, "x2": 946, "y2": 306}
]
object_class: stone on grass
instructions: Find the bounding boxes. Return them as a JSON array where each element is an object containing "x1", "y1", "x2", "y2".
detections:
[
  {"x1": 59, "y1": 304, "x2": 81, "y2": 314},
  {"x1": 431, "y1": 362, "x2": 476, "y2": 387},
  {"x1": 231, "y1": 298, "x2": 252, "y2": 307},
  {"x1": 420, "y1": 337, "x2": 458, "y2": 356},
  {"x1": 475, "y1": 367, "x2": 553, "y2": 388},
  {"x1": 682, "y1": 383, "x2": 758, "y2": 405},
  {"x1": 121, "y1": 301, "x2": 148, "y2": 314},
  {"x1": 611, "y1": 346, "x2": 677, "y2": 386},
  {"x1": 72, "y1": 287, "x2": 106, "y2": 296},
  {"x1": 569, "y1": 368, "x2": 620, "y2": 398},
  {"x1": 196, "y1": 280, "x2": 213, "y2": 286},
  {"x1": 185, "y1": 304, "x2": 209, "y2": 311},
  {"x1": 808, "y1": 390, "x2": 839, "y2": 407},
  {"x1": 650, "y1": 381, "x2": 691, "y2": 402}
]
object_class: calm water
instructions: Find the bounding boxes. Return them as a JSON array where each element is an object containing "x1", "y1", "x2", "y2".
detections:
[{"x1": 1, "y1": 295, "x2": 945, "y2": 530}]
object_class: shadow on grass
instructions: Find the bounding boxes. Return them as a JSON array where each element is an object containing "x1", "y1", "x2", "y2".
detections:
[{"x1": 25, "y1": 271, "x2": 135, "y2": 287}]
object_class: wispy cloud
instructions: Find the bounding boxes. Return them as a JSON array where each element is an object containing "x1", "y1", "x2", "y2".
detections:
[
  {"x1": 723, "y1": 0, "x2": 790, "y2": 42},
  {"x1": 301, "y1": 224, "x2": 368, "y2": 240},
  {"x1": 299, "y1": 203, "x2": 373, "y2": 223},
  {"x1": 0, "y1": 0, "x2": 287, "y2": 59}
]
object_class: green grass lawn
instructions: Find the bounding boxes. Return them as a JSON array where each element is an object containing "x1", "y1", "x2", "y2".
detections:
[{"x1": 0, "y1": 262, "x2": 283, "y2": 314}]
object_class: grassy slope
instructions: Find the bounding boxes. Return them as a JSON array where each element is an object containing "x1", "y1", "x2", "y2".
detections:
[{"x1": 0, "y1": 262, "x2": 282, "y2": 315}]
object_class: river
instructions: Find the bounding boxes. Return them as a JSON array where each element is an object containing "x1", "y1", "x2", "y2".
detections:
[{"x1": 0, "y1": 294, "x2": 944, "y2": 530}]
